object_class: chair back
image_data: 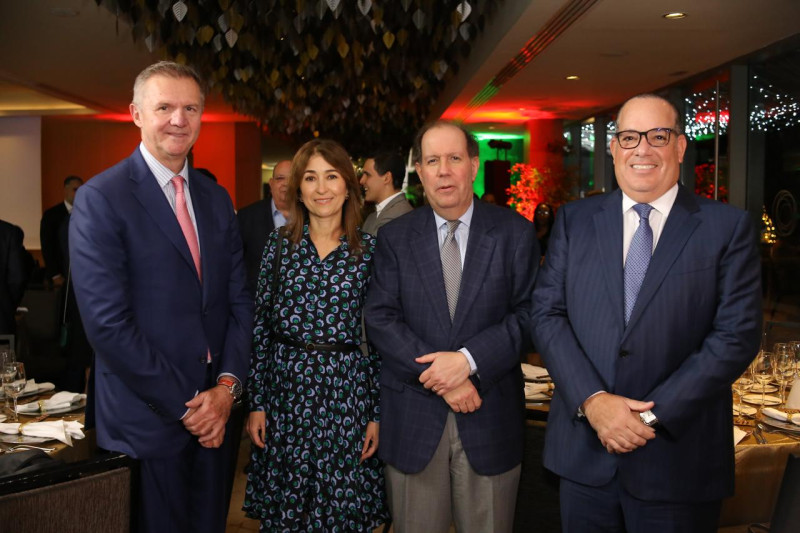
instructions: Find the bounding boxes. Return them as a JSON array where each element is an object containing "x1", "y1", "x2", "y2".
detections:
[{"x1": 771, "y1": 453, "x2": 800, "y2": 533}]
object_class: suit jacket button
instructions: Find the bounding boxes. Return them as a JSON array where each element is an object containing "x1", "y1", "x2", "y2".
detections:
[{"x1": 619, "y1": 350, "x2": 629, "y2": 358}]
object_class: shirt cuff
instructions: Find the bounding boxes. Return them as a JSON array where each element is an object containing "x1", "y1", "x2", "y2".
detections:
[
  {"x1": 577, "y1": 390, "x2": 606, "y2": 417},
  {"x1": 458, "y1": 348, "x2": 478, "y2": 376}
]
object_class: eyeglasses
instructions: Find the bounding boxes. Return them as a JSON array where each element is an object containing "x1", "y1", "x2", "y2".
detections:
[{"x1": 614, "y1": 128, "x2": 680, "y2": 149}]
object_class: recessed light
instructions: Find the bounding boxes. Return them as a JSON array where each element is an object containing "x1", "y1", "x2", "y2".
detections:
[
  {"x1": 663, "y1": 12, "x2": 687, "y2": 20},
  {"x1": 565, "y1": 75, "x2": 580, "y2": 81}
]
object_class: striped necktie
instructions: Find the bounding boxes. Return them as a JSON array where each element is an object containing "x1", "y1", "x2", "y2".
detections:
[
  {"x1": 441, "y1": 220, "x2": 461, "y2": 321},
  {"x1": 624, "y1": 203, "x2": 653, "y2": 324}
]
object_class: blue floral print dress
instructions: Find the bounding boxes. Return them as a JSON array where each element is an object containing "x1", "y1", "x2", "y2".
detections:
[{"x1": 243, "y1": 226, "x2": 387, "y2": 532}]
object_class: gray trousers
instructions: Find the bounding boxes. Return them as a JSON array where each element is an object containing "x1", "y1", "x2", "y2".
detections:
[{"x1": 385, "y1": 412, "x2": 521, "y2": 533}]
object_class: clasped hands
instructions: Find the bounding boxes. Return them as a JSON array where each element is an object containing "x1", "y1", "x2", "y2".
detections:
[
  {"x1": 417, "y1": 351, "x2": 481, "y2": 413},
  {"x1": 182, "y1": 385, "x2": 234, "y2": 449},
  {"x1": 582, "y1": 392, "x2": 656, "y2": 455}
]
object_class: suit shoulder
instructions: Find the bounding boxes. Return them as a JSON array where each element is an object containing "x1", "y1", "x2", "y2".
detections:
[
  {"x1": 238, "y1": 199, "x2": 270, "y2": 218},
  {"x1": 84, "y1": 157, "x2": 134, "y2": 193}
]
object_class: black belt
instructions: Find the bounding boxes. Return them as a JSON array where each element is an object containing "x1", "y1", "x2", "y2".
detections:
[{"x1": 275, "y1": 335, "x2": 360, "y2": 353}]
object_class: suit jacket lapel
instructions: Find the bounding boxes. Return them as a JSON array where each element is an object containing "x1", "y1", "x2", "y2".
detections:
[
  {"x1": 454, "y1": 202, "x2": 495, "y2": 333},
  {"x1": 594, "y1": 191, "x2": 625, "y2": 329},
  {"x1": 410, "y1": 208, "x2": 452, "y2": 334},
  {"x1": 189, "y1": 169, "x2": 212, "y2": 292},
  {"x1": 623, "y1": 186, "x2": 701, "y2": 337},
  {"x1": 129, "y1": 150, "x2": 201, "y2": 285}
]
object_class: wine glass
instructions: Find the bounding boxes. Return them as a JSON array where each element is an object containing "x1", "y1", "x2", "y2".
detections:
[
  {"x1": 2, "y1": 362, "x2": 26, "y2": 422},
  {"x1": 752, "y1": 351, "x2": 775, "y2": 407},
  {"x1": 774, "y1": 345, "x2": 795, "y2": 403},
  {"x1": 732, "y1": 375, "x2": 752, "y2": 420},
  {"x1": 790, "y1": 340, "x2": 800, "y2": 378},
  {"x1": 0, "y1": 347, "x2": 14, "y2": 414}
]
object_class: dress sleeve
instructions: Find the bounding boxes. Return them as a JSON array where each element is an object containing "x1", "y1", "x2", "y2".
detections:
[{"x1": 246, "y1": 228, "x2": 281, "y2": 412}]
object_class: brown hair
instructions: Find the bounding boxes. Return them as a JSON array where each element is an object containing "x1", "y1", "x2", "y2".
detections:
[
  {"x1": 411, "y1": 120, "x2": 479, "y2": 165},
  {"x1": 285, "y1": 139, "x2": 363, "y2": 256},
  {"x1": 132, "y1": 61, "x2": 205, "y2": 108}
]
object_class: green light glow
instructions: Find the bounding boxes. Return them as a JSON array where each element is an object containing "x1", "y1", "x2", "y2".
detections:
[{"x1": 473, "y1": 132, "x2": 525, "y2": 141}]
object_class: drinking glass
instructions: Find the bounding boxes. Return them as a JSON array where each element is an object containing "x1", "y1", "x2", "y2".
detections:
[
  {"x1": 774, "y1": 346, "x2": 795, "y2": 403},
  {"x1": 732, "y1": 375, "x2": 752, "y2": 420},
  {"x1": 752, "y1": 351, "x2": 775, "y2": 406},
  {"x1": 0, "y1": 347, "x2": 14, "y2": 413},
  {"x1": 2, "y1": 362, "x2": 25, "y2": 422},
  {"x1": 790, "y1": 340, "x2": 800, "y2": 378}
]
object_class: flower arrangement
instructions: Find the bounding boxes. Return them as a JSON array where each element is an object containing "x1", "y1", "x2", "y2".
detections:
[
  {"x1": 694, "y1": 163, "x2": 728, "y2": 202},
  {"x1": 505, "y1": 163, "x2": 577, "y2": 221}
]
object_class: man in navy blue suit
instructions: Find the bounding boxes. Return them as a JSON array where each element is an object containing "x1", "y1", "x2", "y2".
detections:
[
  {"x1": 70, "y1": 61, "x2": 252, "y2": 533},
  {"x1": 365, "y1": 121, "x2": 538, "y2": 532},
  {"x1": 531, "y1": 94, "x2": 761, "y2": 532}
]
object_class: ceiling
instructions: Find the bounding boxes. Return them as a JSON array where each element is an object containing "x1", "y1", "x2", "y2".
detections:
[{"x1": 1, "y1": 0, "x2": 799, "y2": 155}]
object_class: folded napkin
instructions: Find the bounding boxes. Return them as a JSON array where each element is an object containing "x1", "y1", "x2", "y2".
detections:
[
  {"x1": 21, "y1": 379, "x2": 56, "y2": 394},
  {"x1": 0, "y1": 420, "x2": 84, "y2": 446},
  {"x1": 733, "y1": 426, "x2": 748, "y2": 446},
  {"x1": 525, "y1": 382, "x2": 553, "y2": 399},
  {"x1": 521, "y1": 364, "x2": 549, "y2": 380},
  {"x1": 16, "y1": 391, "x2": 86, "y2": 414},
  {"x1": 762, "y1": 407, "x2": 800, "y2": 426}
]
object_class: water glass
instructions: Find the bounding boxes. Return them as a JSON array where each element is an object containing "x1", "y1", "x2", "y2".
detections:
[
  {"x1": 2, "y1": 362, "x2": 25, "y2": 422},
  {"x1": 752, "y1": 351, "x2": 774, "y2": 406},
  {"x1": 774, "y1": 346, "x2": 795, "y2": 403},
  {"x1": 0, "y1": 347, "x2": 14, "y2": 413}
]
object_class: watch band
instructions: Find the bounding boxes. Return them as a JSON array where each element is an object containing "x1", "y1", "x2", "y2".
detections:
[{"x1": 217, "y1": 376, "x2": 242, "y2": 402}]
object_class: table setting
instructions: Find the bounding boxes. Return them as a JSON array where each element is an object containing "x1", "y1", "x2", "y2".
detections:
[{"x1": 521, "y1": 363, "x2": 554, "y2": 404}]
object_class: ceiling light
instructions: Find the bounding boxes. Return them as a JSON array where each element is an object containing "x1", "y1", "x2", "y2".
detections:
[
  {"x1": 565, "y1": 75, "x2": 580, "y2": 80},
  {"x1": 663, "y1": 12, "x2": 687, "y2": 20}
]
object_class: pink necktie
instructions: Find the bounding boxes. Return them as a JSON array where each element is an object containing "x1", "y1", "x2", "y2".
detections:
[{"x1": 171, "y1": 176, "x2": 202, "y2": 280}]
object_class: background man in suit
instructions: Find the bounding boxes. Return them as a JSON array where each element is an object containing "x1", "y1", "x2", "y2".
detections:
[
  {"x1": 365, "y1": 121, "x2": 538, "y2": 532},
  {"x1": 40, "y1": 175, "x2": 82, "y2": 286},
  {"x1": 237, "y1": 159, "x2": 291, "y2": 294},
  {"x1": 69, "y1": 61, "x2": 252, "y2": 533},
  {"x1": 0, "y1": 219, "x2": 30, "y2": 335},
  {"x1": 531, "y1": 94, "x2": 761, "y2": 532},
  {"x1": 360, "y1": 150, "x2": 413, "y2": 235}
]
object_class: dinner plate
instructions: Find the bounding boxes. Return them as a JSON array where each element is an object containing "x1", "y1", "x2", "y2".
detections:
[
  {"x1": 0, "y1": 388, "x2": 41, "y2": 400},
  {"x1": 17, "y1": 398, "x2": 86, "y2": 416},
  {"x1": 749, "y1": 383, "x2": 778, "y2": 393},
  {"x1": 521, "y1": 364, "x2": 551, "y2": 382},
  {"x1": 759, "y1": 413, "x2": 800, "y2": 433},
  {"x1": 0, "y1": 434, "x2": 54, "y2": 444},
  {"x1": 733, "y1": 404, "x2": 757, "y2": 417},
  {"x1": 743, "y1": 394, "x2": 782, "y2": 406}
]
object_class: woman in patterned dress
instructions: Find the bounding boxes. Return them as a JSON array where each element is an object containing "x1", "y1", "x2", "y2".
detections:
[{"x1": 243, "y1": 139, "x2": 388, "y2": 532}]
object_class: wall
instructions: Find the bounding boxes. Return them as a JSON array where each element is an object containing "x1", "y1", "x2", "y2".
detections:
[
  {"x1": 0, "y1": 116, "x2": 42, "y2": 249},
  {"x1": 526, "y1": 118, "x2": 564, "y2": 174}
]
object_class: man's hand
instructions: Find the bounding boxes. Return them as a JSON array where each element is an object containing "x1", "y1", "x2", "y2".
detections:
[
  {"x1": 583, "y1": 392, "x2": 655, "y2": 454},
  {"x1": 247, "y1": 411, "x2": 267, "y2": 449},
  {"x1": 416, "y1": 351, "x2": 471, "y2": 395},
  {"x1": 442, "y1": 380, "x2": 482, "y2": 413},
  {"x1": 183, "y1": 385, "x2": 234, "y2": 448},
  {"x1": 360, "y1": 421, "x2": 379, "y2": 463}
]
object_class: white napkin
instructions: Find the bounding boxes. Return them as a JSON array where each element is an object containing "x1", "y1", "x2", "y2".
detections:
[
  {"x1": 21, "y1": 379, "x2": 56, "y2": 394},
  {"x1": 762, "y1": 407, "x2": 800, "y2": 426},
  {"x1": 521, "y1": 364, "x2": 549, "y2": 380},
  {"x1": 16, "y1": 391, "x2": 86, "y2": 414},
  {"x1": 525, "y1": 382, "x2": 553, "y2": 399},
  {"x1": 0, "y1": 420, "x2": 84, "y2": 446},
  {"x1": 785, "y1": 381, "x2": 800, "y2": 409},
  {"x1": 733, "y1": 426, "x2": 748, "y2": 445}
]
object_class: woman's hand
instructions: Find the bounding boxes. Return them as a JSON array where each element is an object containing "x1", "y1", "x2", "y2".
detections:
[
  {"x1": 247, "y1": 411, "x2": 267, "y2": 449},
  {"x1": 360, "y1": 421, "x2": 379, "y2": 463}
]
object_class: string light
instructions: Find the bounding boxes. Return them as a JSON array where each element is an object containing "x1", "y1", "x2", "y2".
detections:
[{"x1": 761, "y1": 206, "x2": 777, "y2": 244}]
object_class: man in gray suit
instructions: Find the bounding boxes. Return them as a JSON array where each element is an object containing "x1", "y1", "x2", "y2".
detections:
[{"x1": 360, "y1": 150, "x2": 413, "y2": 235}]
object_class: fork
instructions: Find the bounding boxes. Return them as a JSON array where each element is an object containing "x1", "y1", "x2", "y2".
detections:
[
  {"x1": 3, "y1": 444, "x2": 55, "y2": 452},
  {"x1": 757, "y1": 422, "x2": 800, "y2": 441}
]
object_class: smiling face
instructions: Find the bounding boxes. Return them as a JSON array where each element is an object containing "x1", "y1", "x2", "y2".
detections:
[
  {"x1": 415, "y1": 124, "x2": 479, "y2": 220},
  {"x1": 300, "y1": 154, "x2": 348, "y2": 223},
  {"x1": 130, "y1": 74, "x2": 203, "y2": 173},
  {"x1": 610, "y1": 96, "x2": 687, "y2": 203}
]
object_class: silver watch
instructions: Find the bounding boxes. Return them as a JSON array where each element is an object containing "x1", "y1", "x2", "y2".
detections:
[
  {"x1": 639, "y1": 410, "x2": 658, "y2": 427},
  {"x1": 218, "y1": 378, "x2": 242, "y2": 402}
]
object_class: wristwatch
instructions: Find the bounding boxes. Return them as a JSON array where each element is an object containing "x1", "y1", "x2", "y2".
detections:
[
  {"x1": 217, "y1": 377, "x2": 242, "y2": 403},
  {"x1": 639, "y1": 410, "x2": 658, "y2": 427}
]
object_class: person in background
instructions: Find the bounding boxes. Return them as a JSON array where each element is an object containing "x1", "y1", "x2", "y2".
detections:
[
  {"x1": 244, "y1": 139, "x2": 387, "y2": 531},
  {"x1": 237, "y1": 159, "x2": 292, "y2": 295},
  {"x1": 360, "y1": 150, "x2": 413, "y2": 235},
  {"x1": 365, "y1": 121, "x2": 538, "y2": 532},
  {"x1": 40, "y1": 175, "x2": 82, "y2": 287},
  {"x1": 533, "y1": 202, "x2": 555, "y2": 259},
  {"x1": 70, "y1": 61, "x2": 252, "y2": 533},
  {"x1": 531, "y1": 94, "x2": 761, "y2": 532},
  {"x1": 0, "y1": 219, "x2": 30, "y2": 336}
]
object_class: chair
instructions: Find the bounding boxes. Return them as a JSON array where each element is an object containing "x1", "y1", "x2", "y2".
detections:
[
  {"x1": 0, "y1": 453, "x2": 133, "y2": 533},
  {"x1": 770, "y1": 453, "x2": 800, "y2": 533},
  {"x1": 15, "y1": 288, "x2": 66, "y2": 383}
]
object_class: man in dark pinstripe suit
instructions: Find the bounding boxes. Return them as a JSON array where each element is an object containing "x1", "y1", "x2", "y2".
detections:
[{"x1": 365, "y1": 121, "x2": 538, "y2": 533}]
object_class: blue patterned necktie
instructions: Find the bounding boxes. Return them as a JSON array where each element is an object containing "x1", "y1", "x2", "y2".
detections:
[
  {"x1": 441, "y1": 220, "x2": 461, "y2": 321},
  {"x1": 624, "y1": 203, "x2": 654, "y2": 324}
]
